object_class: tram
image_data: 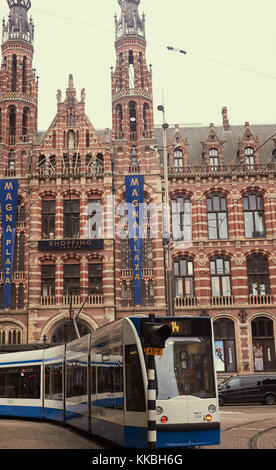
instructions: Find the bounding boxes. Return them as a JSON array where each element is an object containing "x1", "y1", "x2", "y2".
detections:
[{"x1": 0, "y1": 316, "x2": 220, "y2": 448}]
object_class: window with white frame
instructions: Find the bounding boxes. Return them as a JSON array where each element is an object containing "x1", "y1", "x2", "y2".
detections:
[{"x1": 209, "y1": 148, "x2": 219, "y2": 170}]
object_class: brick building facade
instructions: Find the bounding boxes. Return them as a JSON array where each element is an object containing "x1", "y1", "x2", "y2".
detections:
[{"x1": 1, "y1": 0, "x2": 276, "y2": 378}]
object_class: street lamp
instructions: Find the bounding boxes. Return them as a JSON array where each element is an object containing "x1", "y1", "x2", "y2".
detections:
[{"x1": 157, "y1": 105, "x2": 174, "y2": 317}]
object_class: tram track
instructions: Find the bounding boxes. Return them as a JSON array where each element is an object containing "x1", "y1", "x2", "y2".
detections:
[
  {"x1": 219, "y1": 416, "x2": 276, "y2": 449},
  {"x1": 248, "y1": 426, "x2": 276, "y2": 449}
]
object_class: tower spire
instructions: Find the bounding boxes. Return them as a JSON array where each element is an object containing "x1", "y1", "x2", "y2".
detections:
[
  {"x1": 115, "y1": 0, "x2": 145, "y2": 39},
  {"x1": 3, "y1": 0, "x2": 34, "y2": 45}
]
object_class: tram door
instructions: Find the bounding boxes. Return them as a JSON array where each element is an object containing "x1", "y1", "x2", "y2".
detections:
[{"x1": 124, "y1": 344, "x2": 147, "y2": 447}]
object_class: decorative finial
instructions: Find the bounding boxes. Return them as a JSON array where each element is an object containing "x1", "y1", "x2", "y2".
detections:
[{"x1": 68, "y1": 74, "x2": 74, "y2": 88}]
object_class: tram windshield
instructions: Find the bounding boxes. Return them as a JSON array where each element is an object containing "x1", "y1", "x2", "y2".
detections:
[{"x1": 155, "y1": 337, "x2": 216, "y2": 399}]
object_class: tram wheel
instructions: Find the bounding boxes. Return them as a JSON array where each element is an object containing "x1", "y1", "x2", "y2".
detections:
[{"x1": 264, "y1": 393, "x2": 275, "y2": 405}]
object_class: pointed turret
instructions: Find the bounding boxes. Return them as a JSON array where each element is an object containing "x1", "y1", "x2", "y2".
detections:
[
  {"x1": 2, "y1": 0, "x2": 34, "y2": 45},
  {"x1": 115, "y1": 0, "x2": 145, "y2": 39},
  {"x1": 0, "y1": 0, "x2": 38, "y2": 168},
  {"x1": 112, "y1": 0, "x2": 155, "y2": 174}
]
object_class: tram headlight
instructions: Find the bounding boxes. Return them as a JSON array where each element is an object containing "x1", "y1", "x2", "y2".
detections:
[
  {"x1": 205, "y1": 414, "x2": 212, "y2": 422},
  {"x1": 208, "y1": 404, "x2": 216, "y2": 414},
  {"x1": 156, "y1": 406, "x2": 163, "y2": 415}
]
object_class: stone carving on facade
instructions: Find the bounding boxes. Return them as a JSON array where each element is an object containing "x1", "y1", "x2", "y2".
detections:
[
  {"x1": 195, "y1": 254, "x2": 208, "y2": 266},
  {"x1": 233, "y1": 252, "x2": 245, "y2": 265}
]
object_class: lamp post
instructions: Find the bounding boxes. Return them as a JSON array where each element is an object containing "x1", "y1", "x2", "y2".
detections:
[{"x1": 157, "y1": 105, "x2": 174, "y2": 317}]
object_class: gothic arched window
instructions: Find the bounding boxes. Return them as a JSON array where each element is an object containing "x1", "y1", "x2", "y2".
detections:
[
  {"x1": 67, "y1": 108, "x2": 75, "y2": 127},
  {"x1": 116, "y1": 104, "x2": 123, "y2": 133},
  {"x1": 22, "y1": 107, "x2": 29, "y2": 136},
  {"x1": 51, "y1": 320, "x2": 91, "y2": 344},
  {"x1": 9, "y1": 106, "x2": 16, "y2": 136},
  {"x1": 0, "y1": 108, "x2": 2, "y2": 142},
  {"x1": 22, "y1": 56, "x2": 27, "y2": 93},
  {"x1": 12, "y1": 54, "x2": 17, "y2": 92},
  {"x1": 129, "y1": 101, "x2": 137, "y2": 134},
  {"x1": 19, "y1": 232, "x2": 25, "y2": 272},
  {"x1": 143, "y1": 103, "x2": 150, "y2": 132}
]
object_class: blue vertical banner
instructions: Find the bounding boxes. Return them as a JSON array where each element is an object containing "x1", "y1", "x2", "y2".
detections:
[
  {"x1": 125, "y1": 175, "x2": 144, "y2": 306},
  {"x1": 0, "y1": 180, "x2": 18, "y2": 309}
]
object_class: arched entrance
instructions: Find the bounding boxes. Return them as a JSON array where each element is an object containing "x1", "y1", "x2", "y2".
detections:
[
  {"x1": 213, "y1": 318, "x2": 237, "y2": 372},
  {"x1": 252, "y1": 317, "x2": 276, "y2": 371},
  {"x1": 50, "y1": 320, "x2": 91, "y2": 344}
]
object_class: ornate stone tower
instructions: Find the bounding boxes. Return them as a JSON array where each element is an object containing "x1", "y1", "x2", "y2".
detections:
[
  {"x1": 112, "y1": 1, "x2": 166, "y2": 315},
  {"x1": 112, "y1": 0, "x2": 155, "y2": 173},
  {"x1": 0, "y1": 0, "x2": 38, "y2": 176}
]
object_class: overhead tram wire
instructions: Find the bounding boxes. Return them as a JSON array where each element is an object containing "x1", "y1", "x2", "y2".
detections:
[
  {"x1": 166, "y1": 46, "x2": 276, "y2": 81},
  {"x1": 30, "y1": 7, "x2": 276, "y2": 82},
  {"x1": 28, "y1": 7, "x2": 276, "y2": 228}
]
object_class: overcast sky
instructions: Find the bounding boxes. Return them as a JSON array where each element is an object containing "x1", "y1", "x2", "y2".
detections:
[{"x1": 2, "y1": 0, "x2": 276, "y2": 131}]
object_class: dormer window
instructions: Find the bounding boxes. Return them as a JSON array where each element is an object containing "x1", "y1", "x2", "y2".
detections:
[
  {"x1": 209, "y1": 148, "x2": 219, "y2": 171},
  {"x1": 173, "y1": 149, "x2": 184, "y2": 172},
  {"x1": 245, "y1": 147, "x2": 255, "y2": 169}
]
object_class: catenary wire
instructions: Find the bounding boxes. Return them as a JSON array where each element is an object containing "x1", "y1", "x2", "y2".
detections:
[
  {"x1": 29, "y1": 7, "x2": 276, "y2": 236},
  {"x1": 30, "y1": 7, "x2": 276, "y2": 82}
]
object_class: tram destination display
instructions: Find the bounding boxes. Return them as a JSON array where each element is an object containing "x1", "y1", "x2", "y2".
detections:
[{"x1": 141, "y1": 317, "x2": 212, "y2": 338}]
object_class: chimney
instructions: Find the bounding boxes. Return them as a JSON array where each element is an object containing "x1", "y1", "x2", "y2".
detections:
[{"x1": 222, "y1": 107, "x2": 230, "y2": 131}]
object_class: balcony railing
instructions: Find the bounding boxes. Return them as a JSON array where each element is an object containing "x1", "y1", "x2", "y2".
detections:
[
  {"x1": 121, "y1": 268, "x2": 154, "y2": 278},
  {"x1": 63, "y1": 295, "x2": 81, "y2": 306},
  {"x1": 168, "y1": 162, "x2": 276, "y2": 177},
  {"x1": 0, "y1": 272, "x2": 24, "y2": 281},
  {"x1": 87, "y1": 294, "x2": 103, "y2": 305},
  {"x1": 210, "y1": 296, "x2": 234, "y2": 306},
  {"x1": 175, "y1": 296, "x2": 197, "y2": 307},
  {"x1": 129, "y1": 164, "x2": 140, "y2": 173},
  {"x1": 40, "y1": 296, "x2": 55, "y2": 306},
  {"x1": 37, "y1": 166, "x2": 104, "y2": 178},
  {"x1": 248, "y1": 294, "x2": 273, "y2": 305},
  {"x1": 40, "y1": 295, "x2": 103, "y2": 307}
]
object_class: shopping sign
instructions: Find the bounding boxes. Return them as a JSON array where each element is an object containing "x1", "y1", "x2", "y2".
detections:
[
  {"x1": 125, "y1": 175, "x2": 144, "y2": 306},
  {"x1": 0, "y1": 180, "x2": 18, "y2": 308}
]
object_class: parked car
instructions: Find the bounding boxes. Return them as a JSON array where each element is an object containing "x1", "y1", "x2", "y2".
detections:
[{"x1": 218, "y1": 374, "x2": 276, "y2": 406}]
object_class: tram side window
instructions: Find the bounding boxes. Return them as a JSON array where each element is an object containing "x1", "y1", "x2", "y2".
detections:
[
  {"x1": 0, "y1": 366, "x2": 41, "y2": 399},
  {"x1": 125, "y1": 345, "x2": 145, "y2": 412},
  {"x1": 66, "y1": 359, "x2": 87, "y2": 398},
  {"x1": 114, "y1": 364, "x2": 123, "y2": 393},
  {"x1": 97, "y1": 365, "x2": 114, "y2": 394},
  {"x1": 45, "y1": 364, "x2": 63, "y2": 400}
]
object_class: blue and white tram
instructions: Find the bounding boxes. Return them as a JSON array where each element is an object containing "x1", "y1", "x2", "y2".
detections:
[{"x1": 0, "y1": 316, "x2": 220, "y2": 448}]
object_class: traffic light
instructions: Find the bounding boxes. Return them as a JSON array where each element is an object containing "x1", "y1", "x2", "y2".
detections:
[{"x1": 141, "y1": 321, "x2": 172, "y2": 349}]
